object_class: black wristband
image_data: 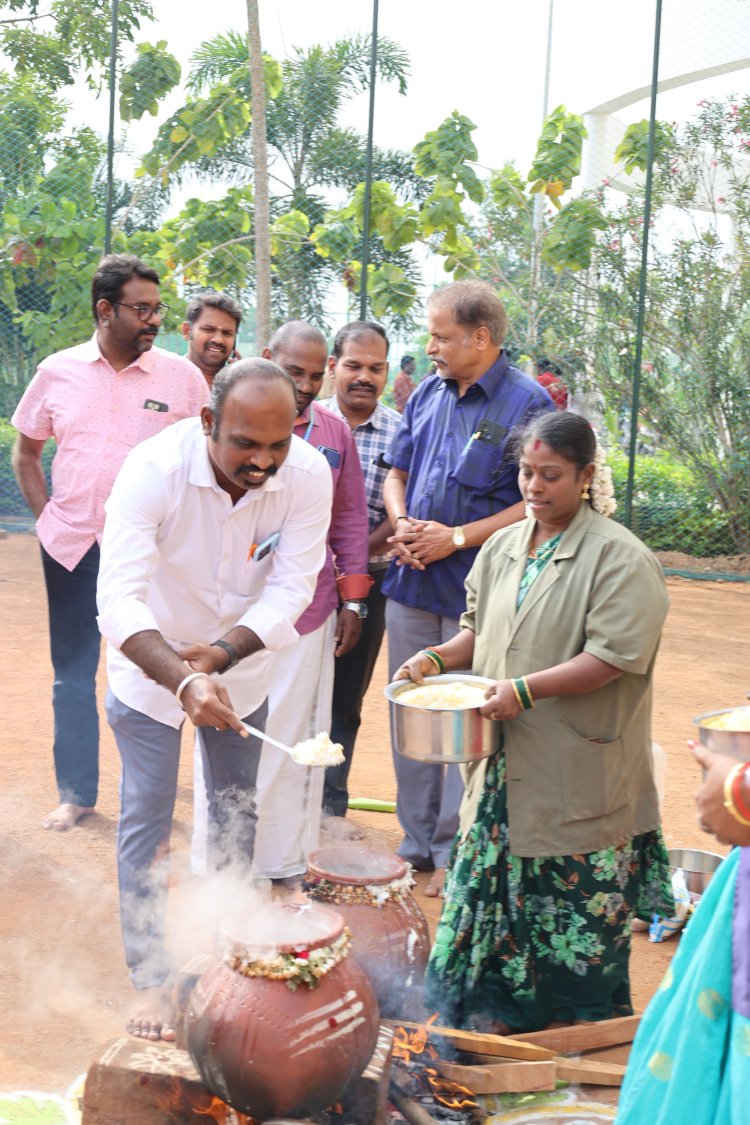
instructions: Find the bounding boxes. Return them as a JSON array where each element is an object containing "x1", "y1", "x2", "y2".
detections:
[{"x1": 210, "y1": 639, "x2": 240, "y2": 673}]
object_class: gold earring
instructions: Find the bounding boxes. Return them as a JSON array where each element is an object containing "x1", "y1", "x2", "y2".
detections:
[{"x1": 581, "y1": 483, "x2": 591, "y2": 500}]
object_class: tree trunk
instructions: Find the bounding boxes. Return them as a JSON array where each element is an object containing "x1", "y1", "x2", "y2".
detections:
[{"x1": 246, "y1": 0, "x2": 271, "y2": 349}]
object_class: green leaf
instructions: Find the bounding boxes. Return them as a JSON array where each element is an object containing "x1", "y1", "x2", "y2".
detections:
[
  {"x1": 615, "y1": 119, "x2": 674, "y2": 174},
  {"x1": 541, "y1": 197, "x2": 608, "y2": 271},
  {"x1": 120, "y1": 41, "x2": 181, "y2": 122}
]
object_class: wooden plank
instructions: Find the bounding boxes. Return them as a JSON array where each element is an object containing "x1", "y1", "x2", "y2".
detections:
[
  {"x1": 553, "y1": 1057, "x2": 626, "y2": 1086},
  {"x1": 435, "y1": 1057, "x2": 557, "y2": 1094},
  {"x1": 508, "y1": 1015, "x2": 641, "y2": 1053},
  {"x1": 383, "y1": 1019, "x2": 554, "y2": 1062}
]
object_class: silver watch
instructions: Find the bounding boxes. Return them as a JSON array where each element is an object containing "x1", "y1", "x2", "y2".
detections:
[{"x1": 342, "y1": 600, "x2": 368, "y2": 620}]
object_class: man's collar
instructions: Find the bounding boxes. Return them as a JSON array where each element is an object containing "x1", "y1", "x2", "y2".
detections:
[
  {"x1": 326, "y1": 394, "x2": 382, "y2": 429},
  {"x1": 188, "y1": 427, "x2": 285, "y2": 498},
  {"x1": 90, "y1": 331, "x2": 160, "y2": 373},
  {"x1": 441, "y1": 350, "x2": 508, "y2": 398}
]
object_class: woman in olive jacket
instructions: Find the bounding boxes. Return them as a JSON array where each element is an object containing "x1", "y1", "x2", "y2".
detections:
[{"x1": 394, "y1": 412, "x2": 673, "y2": 1033}]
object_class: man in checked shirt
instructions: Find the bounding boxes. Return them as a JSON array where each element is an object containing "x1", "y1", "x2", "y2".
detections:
[{"x1": 318, "y1": 321, "x2": 401, "y2": 823}]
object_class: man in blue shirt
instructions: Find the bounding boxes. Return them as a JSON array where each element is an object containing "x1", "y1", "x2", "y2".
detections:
[{"x1": 382, "y1": 280, "x2": 554, "y2": 895}]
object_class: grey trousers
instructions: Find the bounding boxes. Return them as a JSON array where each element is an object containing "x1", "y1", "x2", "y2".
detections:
[
  {"x1": 385, "y1": 600, "x2": 465, "y2": 869},
  {"x1": 106, "y1": 690, "x2": 266, "y2": 990}
]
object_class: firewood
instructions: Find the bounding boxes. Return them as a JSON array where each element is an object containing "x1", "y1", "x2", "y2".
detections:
[
  {"x1": 552, "y1": 1057, "x2": 626, "y2": 1086},
  {"x1": 508, "y1": 1015, "x2": 641, "y2": 1053},
  {"x1": 383, "y1": 1018, "x2": 554, "y2": 1061},
  {"x1": 435, "y1": 1057, "x2": 557, "y2": 1094}
]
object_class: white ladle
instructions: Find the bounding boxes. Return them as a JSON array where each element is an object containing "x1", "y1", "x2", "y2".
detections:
[{"x1": 242, "y1": 720, "x2": 297, "y2": 758}]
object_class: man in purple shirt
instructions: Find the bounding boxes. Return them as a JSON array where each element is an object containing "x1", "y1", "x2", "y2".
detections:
[
  {"x1": 252, "y1": 322, "x2": 370, "y2": 879},
  {"x1": 383, "y1": 281, "x2": 554, "y2": 894}
]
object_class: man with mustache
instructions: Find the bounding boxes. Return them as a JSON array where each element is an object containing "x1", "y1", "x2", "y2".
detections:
[
  {"x1": 181, "y1": 291, "x2": 242, "y2": 389},
  {"x1": 11, "y1": 253, "x2": 205, "y2": 833},
  {"x1": 254, "y1": 321, "x2": 370, "y2": 880},
  {"x1": 318, "y1": 320, "x2": 401, "y2": 822},
  {"x1": 382, "y1": 281, "x2": 555, "y2": 896},
  {"x1": 97, "y1": 359, "x2": 333, "y2": 1040},
  {"x1": 191, "y1": 320, "x2": 371, "y2": 882}
]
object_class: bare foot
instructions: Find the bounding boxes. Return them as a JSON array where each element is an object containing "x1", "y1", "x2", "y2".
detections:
[
  {"x1": 424, "y1": 867, "x2": 446, "y2": 898},
  {"x1": 126, "y1": 985, "x2": 177, "y2": 1042},
  {"x1": 42, "y1": 803, "x2": 95, "y2": 832},
  {"x1": 319, "y1": 815, "x2": 366, "y2": 842}
]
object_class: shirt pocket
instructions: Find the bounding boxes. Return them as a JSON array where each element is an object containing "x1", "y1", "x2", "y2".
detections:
[
  {"x1": 555, "y1": 718, "x2": 629, "y2": 824},
  {"x1": 452, "y1": 436, "x2": 506, "y2": 491}
]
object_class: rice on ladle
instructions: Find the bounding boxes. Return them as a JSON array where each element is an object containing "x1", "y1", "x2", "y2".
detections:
[{"x1": 291, "y1": 732, "x2": 345, "y2": 766}]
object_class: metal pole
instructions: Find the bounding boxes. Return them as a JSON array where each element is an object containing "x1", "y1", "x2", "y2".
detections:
[
  {"x1": 623, "y1": 0, "x2": 663, "y2": 526},
  {"x1": 104, "y1": 0, "x2": 119, "y2": 256},
  {"x1": 359, "y1": 0, "x2": 379, "y2": 320},
  {"x1": 528, "y1": 0, "x2": 554, "y2": 351}
]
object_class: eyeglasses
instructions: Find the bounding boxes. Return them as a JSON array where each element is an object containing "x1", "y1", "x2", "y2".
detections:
[{"x1": 114, "y1": 302, "x2": 169, "y2": 321}]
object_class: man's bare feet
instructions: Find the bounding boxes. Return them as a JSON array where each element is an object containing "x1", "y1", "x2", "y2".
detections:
[
  {"x1": 319, "y1": 815, "x2": 366, "y2": 842},
  {"x1": 126, "y1": 985, "x2": 177, "y2": 1042},
  {"x1": 424, "y1": 867, "x2": 446, "y2": 898},
  {"x1": 41, "y1": 803, "x2": 95, "y2": 832}
]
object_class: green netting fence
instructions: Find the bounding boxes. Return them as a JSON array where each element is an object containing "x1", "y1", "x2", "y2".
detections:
[{"x1": 0, "y1": 0, "x2": 748, "y2": 577}]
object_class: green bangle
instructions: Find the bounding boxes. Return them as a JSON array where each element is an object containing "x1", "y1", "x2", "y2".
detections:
[
  {"x1": 421, "y1": 648, "x2": 445, "y2": 674},
  {"x1": 513, "y1": 677, "x2": 534, "y2": 710}
]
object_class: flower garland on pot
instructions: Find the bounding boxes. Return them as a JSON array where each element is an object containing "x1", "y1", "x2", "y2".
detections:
[{"x1": 224, "y1": 927, "x2": 352, "y2": 991}]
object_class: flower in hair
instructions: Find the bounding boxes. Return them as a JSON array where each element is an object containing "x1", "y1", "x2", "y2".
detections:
[{"x1": 590, "y1": 441, "x2": 617, "y2": 517}]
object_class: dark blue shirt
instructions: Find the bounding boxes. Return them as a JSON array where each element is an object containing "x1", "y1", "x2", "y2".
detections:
[{"x1": 382, "y1": 352, "x2": 554, "y2": 618}]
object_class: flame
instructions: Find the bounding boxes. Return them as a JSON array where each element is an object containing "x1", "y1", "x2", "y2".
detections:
[
  {"x1": 392, "y1": 1016, "x2": 479, "y2": 1111},
  {"x1": 424, "y1": 1067, "x2": 479, "y2": 1110},
  {"x1": 392, "y1": 1013, "x2": 440, "y2": 1061},
  {"x1": 155, "y1": 1083, "x2": 254, "y2": 1123}
]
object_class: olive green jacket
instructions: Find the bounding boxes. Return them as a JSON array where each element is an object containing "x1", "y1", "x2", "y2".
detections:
[{"x1": 459, "y1": 503, "x2": 669, "y2": 857}]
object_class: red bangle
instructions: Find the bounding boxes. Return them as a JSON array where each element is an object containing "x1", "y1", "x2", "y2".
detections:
[{"x1": 732, "y1": 763, "x2": 750, "y2": 823}]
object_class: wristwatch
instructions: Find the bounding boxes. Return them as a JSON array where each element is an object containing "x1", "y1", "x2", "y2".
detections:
[
  {"x1": 210, "y1": 639, "x2": 240, "y2": 673},
  {"x1": 452, "y1": 526, "x2": 466, "y2": 549},
  {"x1": 342, "y1": 600, "x2": 368, "y2": 620}
]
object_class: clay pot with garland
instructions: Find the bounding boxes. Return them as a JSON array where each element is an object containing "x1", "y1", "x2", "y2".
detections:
[
  {"x1": 304, "y1": 846, "x2": 431, "y2": 1018},
  {"x1": 183, "y1": 902, "x2": 379, "y2": 1120}
]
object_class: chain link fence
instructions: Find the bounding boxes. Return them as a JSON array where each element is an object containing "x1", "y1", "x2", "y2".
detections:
[{"x1": 0, "y1": 0, "x2": 749, "y2": 575}]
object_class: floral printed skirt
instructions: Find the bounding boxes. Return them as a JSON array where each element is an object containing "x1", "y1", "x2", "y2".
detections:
[{"x1": 424, "y1": 752, "x2": 675, "y2": 1032}]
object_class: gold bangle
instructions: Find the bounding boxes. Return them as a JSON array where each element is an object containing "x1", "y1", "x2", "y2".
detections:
[
  {"x1": 723, "y1": 763, "x2": 750, "y2": 827},
  {"x1": 510, "y1": 680, "x2": 524, "y2": 709},
  {"x1": 521, "y1": 676, "x2": 536, "y2": 708}
]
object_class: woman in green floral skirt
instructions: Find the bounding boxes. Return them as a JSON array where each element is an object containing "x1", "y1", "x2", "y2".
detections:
[{"x1": 393, "y1": 413, "x2": 674, "y2": 1032}]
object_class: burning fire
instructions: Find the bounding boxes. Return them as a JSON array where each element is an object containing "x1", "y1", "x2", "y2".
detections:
[
  {"x1": 392, "y1": 1017, "x2": 478, "y2": 1111},
  {"x1": 392, "y1": 1014, "x2": 440, "y2": 1063}
]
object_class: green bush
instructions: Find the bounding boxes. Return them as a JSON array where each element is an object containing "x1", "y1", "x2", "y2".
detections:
[
  {"x1": 0, "y1": 417, "x2": 54, "y2": 521},
  {"x1": 610, "y1": 449, "x2": 734, "y2": 557}
]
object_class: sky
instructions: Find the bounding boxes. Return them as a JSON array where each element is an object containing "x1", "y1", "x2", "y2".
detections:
[
  {"x1": 87, "y1": 0, "x2": 750, "y2": 327},
  {"x1": 116, "y1": 0, "x2": 750, "y2": 177}
]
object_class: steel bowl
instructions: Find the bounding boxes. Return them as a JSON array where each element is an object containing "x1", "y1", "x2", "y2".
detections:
[
  {"x1": 693, "y1": 706, "x2": 750, "y2": 761},
  {"x1": 667, "y1": 847, "x2": 724, "y2": 896},
  {"x1": 384, "y1": 673, "x2": 501, "y2": 764}
]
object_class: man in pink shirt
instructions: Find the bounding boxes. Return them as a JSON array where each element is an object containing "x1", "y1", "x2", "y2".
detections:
[{"x1": 11, "y1": 254, "x2": 206, "y2": 833}]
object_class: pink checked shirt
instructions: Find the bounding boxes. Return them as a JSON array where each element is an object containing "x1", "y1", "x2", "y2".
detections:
[{"x1": 12, "y1": 335, "x2": 206, "y2": 571}]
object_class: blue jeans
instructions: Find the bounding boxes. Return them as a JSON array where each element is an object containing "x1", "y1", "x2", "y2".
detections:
[
  {"x1": 40, "y1": 542, "x2": 101, "y2": 807},
  {"x1": 106, "y1": 691, "x2": 266, "y2": 990}
]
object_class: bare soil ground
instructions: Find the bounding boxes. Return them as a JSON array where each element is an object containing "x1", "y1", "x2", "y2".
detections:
[{"x1": 2, "y1": 532, "x2": 749, "y2": 1106}]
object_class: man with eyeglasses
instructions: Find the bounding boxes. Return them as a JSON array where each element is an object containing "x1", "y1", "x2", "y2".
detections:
[{"x1": 11, "y1": 253, "x2": 206, "y2": 833}]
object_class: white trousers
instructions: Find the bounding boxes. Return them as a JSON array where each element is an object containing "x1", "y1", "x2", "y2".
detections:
[{"x1": 192, "y1": 611, "x2": 336, "y2": 878}]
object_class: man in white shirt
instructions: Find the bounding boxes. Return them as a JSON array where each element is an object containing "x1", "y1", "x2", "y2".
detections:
[{"x1": 96, "y1": 359, "x2": 332, "y2": 1042}]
